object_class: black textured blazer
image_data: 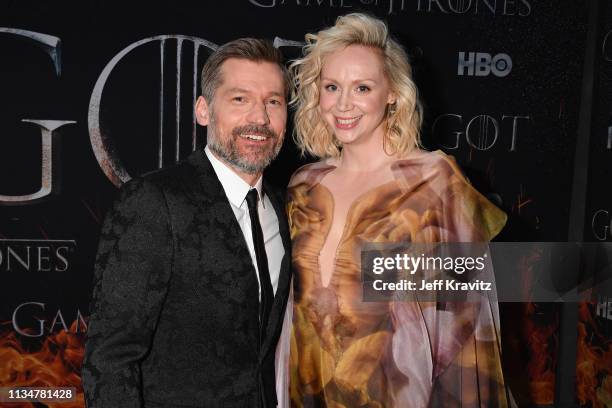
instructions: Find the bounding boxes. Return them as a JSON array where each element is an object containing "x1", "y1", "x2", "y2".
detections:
[{"x1": 82, "y1": 151, "x2": 292, "y2": 408}]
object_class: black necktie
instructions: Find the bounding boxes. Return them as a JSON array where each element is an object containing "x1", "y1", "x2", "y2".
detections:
[{"x1": 245, "y1": 189, "x2": 274, "y2": 340}]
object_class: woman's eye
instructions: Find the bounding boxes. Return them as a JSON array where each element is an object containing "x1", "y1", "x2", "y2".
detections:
[
  {"x1": 356, "y1": 85, "x2": 370, "y2": 93},
  {"x1": 324, "y1": 84, "x2": 338, "y2": 92}
]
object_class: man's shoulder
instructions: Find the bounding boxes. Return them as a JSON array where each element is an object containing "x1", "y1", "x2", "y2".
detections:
[
  {"x1": 141, "y1": 154, "x2": 201, "y2": 186},
  {"x1": 116, "y1": 152, "x2": 206, "y2": 203}
]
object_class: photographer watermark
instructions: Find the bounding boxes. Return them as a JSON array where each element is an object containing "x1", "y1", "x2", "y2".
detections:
[{"x1": 361, "y1": 242, "x2": 612, "y2": 303}]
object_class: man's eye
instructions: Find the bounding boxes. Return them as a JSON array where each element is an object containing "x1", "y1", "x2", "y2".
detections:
[
  {"x1": 268, "y1": 99, "x2": 282, "y2": 106},
  {"x1": 233, "y1": 96, "x2": 245, "y2": 103},
  {"x1": 356, "y1": 85, "x2": 370, "y2": 93}
]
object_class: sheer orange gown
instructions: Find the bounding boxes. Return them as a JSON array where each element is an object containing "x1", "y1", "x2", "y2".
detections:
[{"x1": 285, "y1": 150, "x2": 510, "y2": 408}]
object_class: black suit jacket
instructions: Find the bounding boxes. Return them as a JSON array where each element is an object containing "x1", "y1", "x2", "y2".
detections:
[{"x1": 82, "y1": 151, "x2": 292, "y2": 408}]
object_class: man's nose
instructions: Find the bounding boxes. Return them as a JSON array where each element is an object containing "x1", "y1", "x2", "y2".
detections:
[{"x1": 247, "y1": 101, "x2": 270, "y2": 126}]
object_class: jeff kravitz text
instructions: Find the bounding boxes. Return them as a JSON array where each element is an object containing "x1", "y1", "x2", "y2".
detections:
[{"x1": 367, "y1": 252, "x2": 494, "y2": 294}]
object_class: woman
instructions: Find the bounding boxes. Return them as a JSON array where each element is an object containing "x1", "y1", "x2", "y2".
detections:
[{"x1": 282, "y1": 13, "x2": 510, "y2": 407}]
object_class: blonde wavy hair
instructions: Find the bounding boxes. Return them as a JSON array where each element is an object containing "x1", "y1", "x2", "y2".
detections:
[{"x1": 290, "y1": 13, "x2": 423, "y2": 158}]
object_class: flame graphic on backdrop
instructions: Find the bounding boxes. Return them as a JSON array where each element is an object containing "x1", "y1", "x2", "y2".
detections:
[
  {"x1": 523, "y1": 302, "x2": 558, "y2": 405},
  {"x1": 576, "y1": 302, "x2": 612, "y2": 408},
  {"x1": 0, "y1": 320, "x2": 85, "y2": 408},
  {"x1": 502, "y1": 248, "x2": 558, "y2": 406}
]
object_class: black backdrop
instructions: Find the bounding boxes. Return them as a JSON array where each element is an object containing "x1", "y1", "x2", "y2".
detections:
[{"x1": 0, "y1": 1, "x2": 609, "y2": 407}]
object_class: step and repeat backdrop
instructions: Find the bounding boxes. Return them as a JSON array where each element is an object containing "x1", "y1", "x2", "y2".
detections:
[
  {"x1": 0, "y1": 1, "x2": 609, "y2": 407},
  {"x1": 581, "y1": 2, "x2": 612, "y2": 408}
]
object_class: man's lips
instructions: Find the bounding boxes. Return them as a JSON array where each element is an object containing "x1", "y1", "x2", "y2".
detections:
[
  {"x1": 233, "y1": 125, "x2": 276, "y2": 142},
  {"x1": 238, "y1": 133, "x2": 271, "y2": 142},
  {"x1": 334, "y1": 115, "x2": 362, "y2": 129}
]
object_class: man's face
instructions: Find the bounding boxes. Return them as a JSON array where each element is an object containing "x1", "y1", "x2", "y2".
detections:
[{"x1": 195, "y1": 58, "x2": 287, "y2": 177}]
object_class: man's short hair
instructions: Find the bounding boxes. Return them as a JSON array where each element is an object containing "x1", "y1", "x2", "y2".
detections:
[{"x1": 200, "y1": 38, "x2": 290, "y2": 103}]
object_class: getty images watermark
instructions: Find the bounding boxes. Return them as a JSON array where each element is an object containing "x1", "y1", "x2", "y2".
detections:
[
  {"x1": 371, "y1": 251, "x2": 492, "y2": 292},
  {"x1": 362, "y1": 242, "x2": 494, "y2": 301},
  {"x1": 361, "y1": 242, "x2": 612, "y2": 303}
]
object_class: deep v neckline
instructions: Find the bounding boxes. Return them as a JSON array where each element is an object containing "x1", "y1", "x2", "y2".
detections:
[{"x1": 313, "y1": 166, "x2": 399, "y2": 288}]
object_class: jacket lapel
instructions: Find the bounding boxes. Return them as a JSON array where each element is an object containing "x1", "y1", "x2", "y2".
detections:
[
  {"x1": 185, "y1": 151, "x2": 259, "y2": 301},
  {"x1": 185, "y1": 151, "x2": 291, "y2": 358}
]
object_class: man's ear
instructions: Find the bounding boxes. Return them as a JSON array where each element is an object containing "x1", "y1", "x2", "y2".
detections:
[{"x1": 195, "y1": 96, "x2": 210, "y2": 126}]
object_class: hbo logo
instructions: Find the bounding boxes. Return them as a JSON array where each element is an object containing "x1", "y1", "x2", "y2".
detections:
[{"x1": 458, "y1": 52, "x2": 512, "y2": 77}]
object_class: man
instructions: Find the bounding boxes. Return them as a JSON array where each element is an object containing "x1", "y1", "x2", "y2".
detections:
[{"x1": 83, "y1": 38, "x2": 292, "y2": 408}]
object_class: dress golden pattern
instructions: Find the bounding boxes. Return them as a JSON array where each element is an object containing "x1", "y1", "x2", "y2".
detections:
[{"x1": 287, "y1": 151, "x2": 509, "y2": 407}]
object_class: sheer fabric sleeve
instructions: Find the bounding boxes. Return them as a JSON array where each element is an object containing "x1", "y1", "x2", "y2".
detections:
[{"x1": 390, "y1": 152, "x2": 509, "y2": 408}]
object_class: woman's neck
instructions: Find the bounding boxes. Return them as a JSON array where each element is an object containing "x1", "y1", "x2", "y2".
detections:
[{"x1": 336, "y1": 132, "x2": 397, "y2": 173}]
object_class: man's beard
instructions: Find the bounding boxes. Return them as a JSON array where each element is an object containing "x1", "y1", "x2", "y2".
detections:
[{"x1": 207, "y1": 112, "x2": 283, "y2": 175}]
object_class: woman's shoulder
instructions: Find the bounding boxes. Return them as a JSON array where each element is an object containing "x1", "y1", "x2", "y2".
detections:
[
  {"x1": 288, "y1": 158, "x2": 338, "y2": 189},
  {"x1": 394, "y1": 149, "x2": 465, "y2": 180}
]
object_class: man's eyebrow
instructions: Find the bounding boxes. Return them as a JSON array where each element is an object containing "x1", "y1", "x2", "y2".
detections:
[
  {"x1": 226, "y1": 87, "x2": 251, "y2": 93},
  {"x1": 224, "y1": 88, "x2": 285, "y2": 99},
  {"x1": 268, "y1": 91, "x2": 285, "y2": 98}
]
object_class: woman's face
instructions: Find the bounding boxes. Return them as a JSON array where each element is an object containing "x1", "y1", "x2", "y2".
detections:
[{"x1": 318, "y1": 44, "x2": 395, "y2": 149}]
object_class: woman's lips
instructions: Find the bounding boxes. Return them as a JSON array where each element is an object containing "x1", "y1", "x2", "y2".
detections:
[{"x1": 334, "y1": 115, "x2": 362, "y2": 129}]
